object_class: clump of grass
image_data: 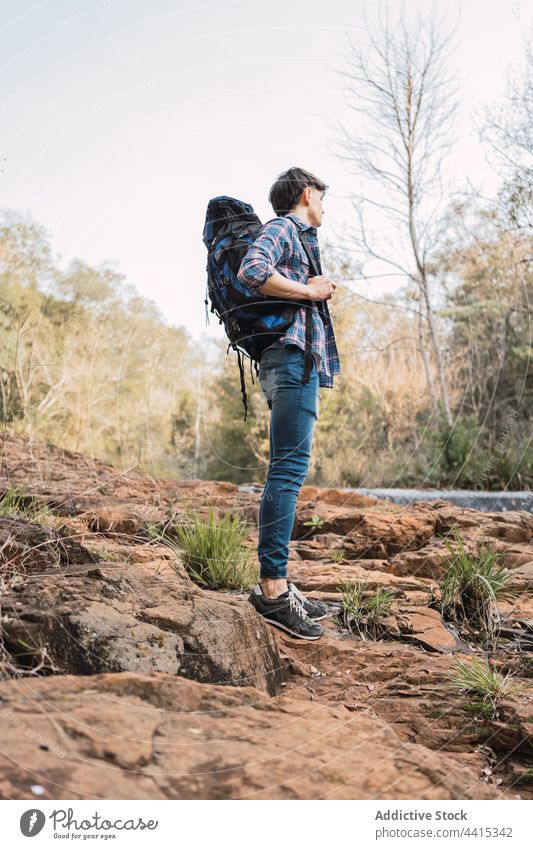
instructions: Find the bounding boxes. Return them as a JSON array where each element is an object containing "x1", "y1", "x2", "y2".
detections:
[
  {"x1": 329, "y1": 548, "x2": 346, "y2": 563},
  {"x1": 337, "y1": 579, "x2": 396, "y2": 640},
  {"x1": 147, "y1": 505, "x2": 258, "y2": 591},
  {"x1": 439, "y1": 530, "x2": 516, "y2": 639},
  {"x1": 0, "y1": 484, "x2": 53, "y2": 525},
  {"x1": 446, "y1": 656, "x2": 530, "y2": 717}
]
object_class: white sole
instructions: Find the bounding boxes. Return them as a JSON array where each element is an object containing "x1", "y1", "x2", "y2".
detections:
[{"x1": 261, "y1": 617, "x2": 323, "y2": 640}]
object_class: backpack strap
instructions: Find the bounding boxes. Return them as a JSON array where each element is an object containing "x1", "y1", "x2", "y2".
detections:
[
  {"x1": 297, "y1": 231, "x2": 322, "y2": 385},
  {"x1": 237, "y1": 346, "x2": 248, "y2": 421}
]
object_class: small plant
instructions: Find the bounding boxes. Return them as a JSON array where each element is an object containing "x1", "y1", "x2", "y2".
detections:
[
  {"x1": 338, "y1": 579, "x2": 396, "y2": 640},
  {"x1": 427, "y1": 709, "x2": 446, "y2": 720},
  {"x1": 462, "y1": 699, "x2": 496, "y2": 720},
  {"x1": 89, "y1": 544, "x2": 121, "y2": 562},
  {"x1": 446, "y1": 656, "x2": 530, "y2": 717},
  {"x1": 329, "y1": 548, "x2": 346, "y2": 563},
  {"x1": 426, "y1": 583, "x2": 439, "y2": 607},
  {"x1": 438, "y1": 529, "x2": 516, "y2": 639},
  {"x1": 302, "y1": 514, "x2": 325, "y2": 531},
  {"x1": 147, "y1": 506, "x2": 258, "y2": 591},
  {"x1": 516, "y1": 768, "x2": 533, "y2": 786},
  {"x1": 0, "y1": 636, "x2": 58, "y2": 680},
  {"x1": 0, "y1": 484, "x2": 53, "y2": 525}
]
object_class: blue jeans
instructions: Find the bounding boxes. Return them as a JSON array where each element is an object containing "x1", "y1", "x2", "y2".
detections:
[{"x1": 257, "y1": 343, "x2": 320, "y2": 579}]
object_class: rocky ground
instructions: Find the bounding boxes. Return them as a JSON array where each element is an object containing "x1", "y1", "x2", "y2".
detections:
[{"x1": 0, "y1": 435, "x2": 531, "y2": 800}]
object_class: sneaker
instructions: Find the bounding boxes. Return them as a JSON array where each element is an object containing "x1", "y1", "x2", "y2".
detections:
[
  {"x1": 248, "y1": 585, "x2": 324, "y2": 640},
  {"x1": 288, "y1": 582, "x2": 330, "y2": 621}
]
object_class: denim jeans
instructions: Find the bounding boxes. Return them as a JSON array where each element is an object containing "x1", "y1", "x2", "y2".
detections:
[{"x1": 257, "y1": 343, "x2": 320, "y2": 579}]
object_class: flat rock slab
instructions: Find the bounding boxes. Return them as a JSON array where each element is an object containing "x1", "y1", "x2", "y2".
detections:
[
  {"x1": 0, "y1": 672, "x2": 511, "y2": 801},
  {"x1": 294, "y1": 503, "x2": 438, "y2": 556},
  {"x1": 274, "y1": 627, "x2": 533, "y2": 760},
  {"x1": 288, "y1": 559, "x2": 427, "y2": 594},
  {"x1": 382, "y1": 606, "x2": 472, "y2": 653}
]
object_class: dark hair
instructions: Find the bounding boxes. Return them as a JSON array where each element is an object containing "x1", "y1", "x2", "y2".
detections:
[{"x1": 268, "y1": 167, "x2": 329, "y2": 216}]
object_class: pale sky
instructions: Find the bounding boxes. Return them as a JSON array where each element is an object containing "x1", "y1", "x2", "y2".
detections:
[{"x1": 1, "y1": 0, "x2": 530, "y2": 346}]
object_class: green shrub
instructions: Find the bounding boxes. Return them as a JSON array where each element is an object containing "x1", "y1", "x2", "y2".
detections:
[
  {"x1": 338, "y1": 579, "x2": 396, "y2": 640},
  {"x1": 446, "y1": 656, "x2": 530, "y2": 716},
  {"x1": 439, "y1": 530, "x2": 515, "y2": 638},
  {"x1": 421, "y1": 414, "x2": 531, "y2": 489},
  {"x1": 426, "y1": 414, "x2": 483, "y2": 486},
  {"x1": 148, "y1": 506, "x2": 258, "y2": 591}
]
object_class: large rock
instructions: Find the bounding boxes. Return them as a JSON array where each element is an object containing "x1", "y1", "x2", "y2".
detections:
[
  {"x1": 1, "y1": 560, "x2": 281, "y2": 695},
  {"x1": 0, "y1": 672, "x2": 512, "y2": 800},
  {"x1": 299, "y1": 485, "x2": 379, "y2": 507}
]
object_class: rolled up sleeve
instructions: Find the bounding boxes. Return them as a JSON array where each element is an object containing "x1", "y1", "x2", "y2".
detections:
[{"x1": 237, "y1": 218, "x2": 291, "y2": 293}]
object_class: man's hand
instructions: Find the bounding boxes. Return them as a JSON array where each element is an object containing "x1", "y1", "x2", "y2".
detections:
[{"x1": 307, "y1": 275, "x2": 337, "y2": 301}]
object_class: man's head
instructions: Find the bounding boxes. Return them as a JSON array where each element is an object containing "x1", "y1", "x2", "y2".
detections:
[{"x1": 268, "y1": 167, "x2": 328, "y2": 227}]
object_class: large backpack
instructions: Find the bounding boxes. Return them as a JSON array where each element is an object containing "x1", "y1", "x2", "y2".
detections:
[{"x1": 202, "y1": 195, "x2": 319, "y2": 420}]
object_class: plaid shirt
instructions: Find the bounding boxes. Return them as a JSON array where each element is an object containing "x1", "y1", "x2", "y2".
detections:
[{"x1": 236, "y1": 212, "x2": 340, "y2": 388}]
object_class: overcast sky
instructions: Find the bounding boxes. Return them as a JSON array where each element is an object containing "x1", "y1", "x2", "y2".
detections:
[{"x1": 1, "y1": 0, "x2": 530, "y2": 345}]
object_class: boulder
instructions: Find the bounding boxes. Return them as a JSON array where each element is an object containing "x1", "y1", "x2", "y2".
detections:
[
  {"x1": 294, "y1": 503, "x2": 437, "y2": 558},
  {"x1": 1, "y1": 560, "x2": 281, "y2": 696}
]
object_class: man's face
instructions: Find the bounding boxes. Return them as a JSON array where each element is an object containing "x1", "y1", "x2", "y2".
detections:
[{"x1": 307, "y1": 186, "x2": 325, "y2": 227}]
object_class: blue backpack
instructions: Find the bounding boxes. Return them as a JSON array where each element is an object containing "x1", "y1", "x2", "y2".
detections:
[{"x1": 202, "y1": 195, "x2": 318, "y2": 420}]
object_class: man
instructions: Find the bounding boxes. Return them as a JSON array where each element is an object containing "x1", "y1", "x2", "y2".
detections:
[{"x1": 237, "y1": 167, "x2": 341, "y2": 640}]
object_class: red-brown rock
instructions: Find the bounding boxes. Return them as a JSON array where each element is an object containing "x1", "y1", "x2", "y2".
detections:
[{"x1": 0, "y1": 672, "x2": 513, "y2": 800}]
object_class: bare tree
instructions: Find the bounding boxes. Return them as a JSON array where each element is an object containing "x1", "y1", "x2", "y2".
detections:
[
  {"x1": 482, "y1": 35, "x2": 533, "y2": 232},
  {"x1": 330, "y1": 3, "x2": 459, "y2": 427}
]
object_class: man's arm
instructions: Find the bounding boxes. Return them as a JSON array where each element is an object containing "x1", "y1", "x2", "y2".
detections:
[
  {"x1": 237, "y1": 218, "x2": 336, "y2": 302},
  {"x1": 237, "y1": 218, "x2": 310, "y2": 301},
  {"x1": 259, "y1": 269, "x2": 311, "y2": 300}
]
